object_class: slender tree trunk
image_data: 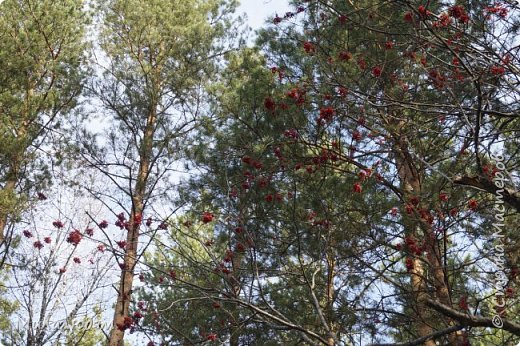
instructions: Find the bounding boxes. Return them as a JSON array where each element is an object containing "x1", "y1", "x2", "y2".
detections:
[
  {"x1": 108, "y1": 107, "x2": 156, "y2": 346},
  {"x1": 229, "y1": 330, "x2": 240, "y2": 346},
  {"x1": 426, "y1": 232, "x2": 467, "y2": 344},
  {"x1": 228, "y1": 248, "x2": 244, "y2": 346},
  {"x1": 392, "y1": 128, "x2": 435, "y2": 346},
  {"x1": 409, "y1": 261, "x2": 436, "y2": 346},
  {"x1": 325, "y1": 252, "x2": 336, "y2": 346},
  {"x1": 108, "y1": 211, "x2": 141, "y2": 345},
  {"x1": 392, "y1": 121, "x2": 463, "y2": 344}
]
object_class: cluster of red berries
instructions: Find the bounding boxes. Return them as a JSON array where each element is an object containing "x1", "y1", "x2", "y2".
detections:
[
  {"x1": 202, "y1": 212, "x2": 214, "y2": 224},
  {"x1": 66, "y1": 229, "x2": 82, "y2": 246},
  {"x1": 264, "y1": 97, "x2": 276, "y2": 112},
  {"x1": 242, "y1": 155, "x2": 263, "y2": 170},
  {"x1": 264, "y1": 193, "x2": 283, "y2": 203},
  {"x1": 303, "y1": 41, "x2": 315, "y2": 55},
  {"x1": 318, "y1": 107, "x2": 335, "y2": 123},
  {"x1": 52, "y1": 220, "x2": 64, "y2": 228},
  {"x1": 396, "y1": 235, "x2": 425, "y2": 257},
  {"x1": 372, "y1": 66, "x2": 382, "y2": 78},
  {"x1": 273, "y1": 6, "x2": 305, "y2": 24},
  {"x1": 116, "y1": 316, "x2": 134, "y2": 331},
  {"x1": 448, "y1": 5, "x2": 470, "y2": 23},
  {"x1": 485, "y1": 5, "x2": 509, "y2": 18},
  {"x1": 286, "y1": 87, "x2": 306, "y2": 105},
  {"x1": 214, "y1": 262, "x2": 231, "y2": 275}
]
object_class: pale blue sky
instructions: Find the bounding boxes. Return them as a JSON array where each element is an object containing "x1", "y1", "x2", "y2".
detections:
[{"x1": 238, "y1": 0, "x2": 290, "y2": 31}]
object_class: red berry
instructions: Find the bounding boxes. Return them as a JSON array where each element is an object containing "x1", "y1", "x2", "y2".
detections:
[
  {"x1": 303, "y1": 41, "x2": 315, "y2": 54},
  {"x1": 405, "y1": 257, "x2": 414, "y2": 271},
  {"x1": 409, "y1": 196, "x2": 420, "y2": 206},
  {"x1": 52, "y1": 220, "x2": 65, "y2": 229},
  {"x1": 202, "y1": 212, "x2": 214, "y2": 224},
  {"x1": 404, "y1": 11, "x2": 414, "y2": 23},
  {"x1": 66, "y1": 230, "x2": 83, "y2": 246},
  {"x1": 458, "y1": 296, "x2": 469, "y2": 310},
  {"x1": 338, "y1": 51, "x2": 352, "y2": 61},
  {"x1": 468, "y1": 199, "x2": 478, "y2": 211},
  {"x1": 264, "y1": 97, "x2": 276, "y2": 112},
  {"x1": 372, "y1": 66, "x2": 382, "y2": 77}
]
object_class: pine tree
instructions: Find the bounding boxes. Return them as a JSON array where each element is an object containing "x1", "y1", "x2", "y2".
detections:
[
  {"x1": 0, "y1": 0, "x2": 88, "y2": 246},
  {"x1": 79, "y1": 0, "x2": 239, "y2": 344}
]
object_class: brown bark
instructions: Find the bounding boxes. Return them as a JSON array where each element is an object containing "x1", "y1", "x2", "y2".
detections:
[
  {"x1": 108, "y1": 107, "x2": 156, "y2": 346},
  {"x1": 425, "y1": 233, "x2": 467, "y2": 344},
  {"x1": 228, "y1": 247, "x2": 244, "y2": 346},
  {"x1": 409, "y1": 261, "x2": 436, "y2": 346},
  {"x1": 392, "y1": 127, "x2": 434, "y2": 345},
  {"x1": 391, "y1": 121, "x2": 462, "y2": 344},
  {"x1": 453, "y1": 175, "x2": 520, "y2": 212},
  {"x1": 426, "y1": 299, "x2": 520, "y2": 335},
  {"x1": 326, "y1": 254, "x2": 336, "y2": 346},
  {"x1": 107, "y1": 211, "x2": 141, "y2": 346}
]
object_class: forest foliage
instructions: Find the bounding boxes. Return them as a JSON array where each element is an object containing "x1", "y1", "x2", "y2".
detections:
[{"x1": 0, "y1": 0, "x2": 519, "y2": 345}]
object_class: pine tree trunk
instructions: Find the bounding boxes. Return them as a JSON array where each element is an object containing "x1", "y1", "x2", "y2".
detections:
[
  {"x1": 326, "y1": 250, "x2": 336, "y2": 346},
  {"x1": 108, "y1": 107, "x2": 156, "y2": 345},
  {"x1": 229, "y1": 249, "x2": 244, "y2": 346},
  {"x1": 392, "y1": 122, "x2": 462, "y2": 344},
  {"x1": 392, "y1": 128, "x2": 436, "y2": 346}
]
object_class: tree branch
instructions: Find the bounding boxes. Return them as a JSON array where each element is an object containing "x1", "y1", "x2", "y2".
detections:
[
  {"x1": 367, "y1": 325, "x2": 464, "y2": 346},
  {"x1": 453, "y1": 175, "x2": 520, "y2": 212},
  {"x1": 426, "y1": 299, "x2": 520, "y2": 335}
]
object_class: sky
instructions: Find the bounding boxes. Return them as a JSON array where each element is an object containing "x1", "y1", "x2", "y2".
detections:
[{"x1": 237, "y1": 0, "x2": 291, "y2": 31}]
